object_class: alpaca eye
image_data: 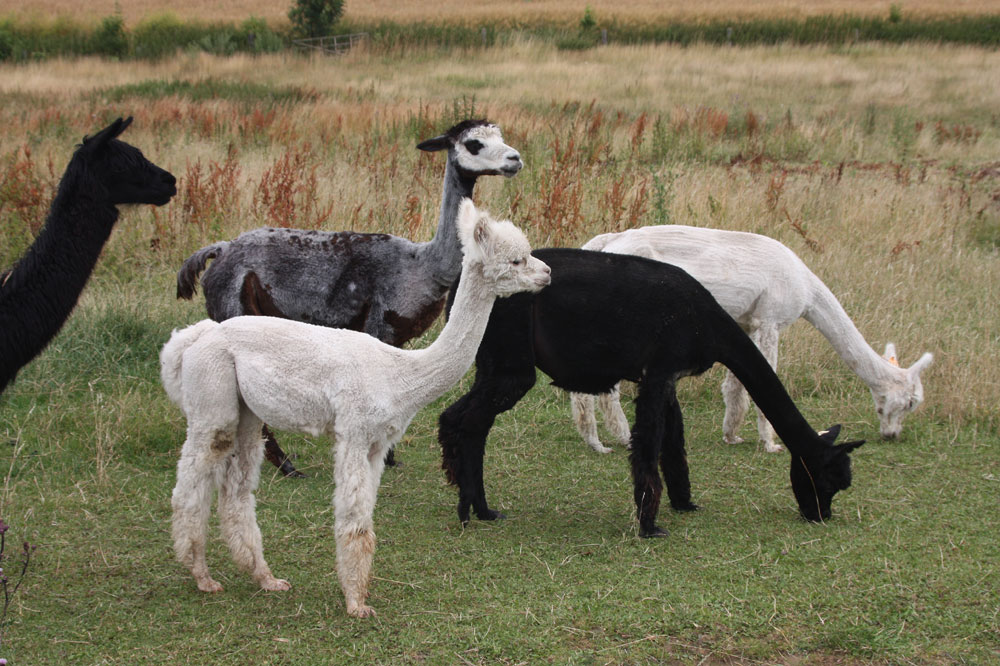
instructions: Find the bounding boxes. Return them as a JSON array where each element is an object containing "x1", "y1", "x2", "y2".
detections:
[
  {"x1": 512, "y1": 259, "x2": 522, "y2": 265},
  {"x1": 463, "y1": 139, "x2": 484, "y2": 155}
]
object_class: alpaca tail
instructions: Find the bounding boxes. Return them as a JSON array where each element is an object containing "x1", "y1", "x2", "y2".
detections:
[
  {"x1": 176, "y1": 241, "x2": 229, "y2": 300},
  {"x1": 159, "y1": 320, "x2": 219, "y2": 412}
]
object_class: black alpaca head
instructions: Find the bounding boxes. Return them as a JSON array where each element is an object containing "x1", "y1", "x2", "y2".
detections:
[
  {"x1": 416, "y1": 119, "x2": 523, "y2": 178},
  {"x1": 790, "y1": 425, "x2": 866, "y2": 522},
  {"x1": 74, "y1": 117, "x2": 176, "y2": 206}
]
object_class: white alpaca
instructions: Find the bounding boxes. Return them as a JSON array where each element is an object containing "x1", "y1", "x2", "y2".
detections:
[
  {"x1": 160, "y1": 200, "x2": 550, "y2": 617},
  {"x1": 571, "y1": 225, "x2": 932, "y2": 453}
]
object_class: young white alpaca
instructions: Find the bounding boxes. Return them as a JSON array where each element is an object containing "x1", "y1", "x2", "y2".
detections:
[
  {"x1": 571, "y1": 225, "x2": 932, "y2": 453},
  {"x1": 160, "y1": 200, "x2": 550, "y2": 617}
]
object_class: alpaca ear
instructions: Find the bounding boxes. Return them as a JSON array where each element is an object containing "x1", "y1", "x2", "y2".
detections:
[
  {"x1": 883, "y1": 343, "x2": 899, "y2": 367},
  {"x1": 909, "y1": 352, "x2": 933, "y2": 376},
  {"x1": 416, "y1": 134, "x2": 451, "y2": 152},
  {"x1": 83, "y1": 117, "x2": 132, "y2": 149},
  {"x1": 839, "y1": 439, "x2": 866, "y2": 453},
  {"x1": 817, "y1": 424, "x2": 842, "y2": 443},
  {"x1": 456, "y1": 198, "x2": 482, "y2": 252}
]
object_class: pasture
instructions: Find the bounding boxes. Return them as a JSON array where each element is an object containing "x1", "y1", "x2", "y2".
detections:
[{"x1": 0, "y1": 32, "x2": 998, "y2": 665}]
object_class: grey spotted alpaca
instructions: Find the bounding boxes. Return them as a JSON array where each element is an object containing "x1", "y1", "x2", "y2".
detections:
[{"x1": 175, "y1": 120, "x2": 523, "y2": 475}]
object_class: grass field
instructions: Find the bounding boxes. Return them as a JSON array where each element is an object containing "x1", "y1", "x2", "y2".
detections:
[{"x1": 0, "y1": 35, "x2": 998, "y2": 665}]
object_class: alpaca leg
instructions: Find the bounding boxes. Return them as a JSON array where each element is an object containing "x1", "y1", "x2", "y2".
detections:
[
  {"x1": 333, "y1": 437, "x2": 385, "y2": 618},
  {"x1": 262, "y1": 424, "x2": 305, "y2": 478},
  {"x1": 172, "y1": 427, "x2": 233, "y2": 593},
  {"x1": 571, "y1": 392, "x2": 611, "y2": 454},
  {"x1": 599, "y1": 384, "x2": 632, "y2": 449},
  {"x1": 659, "y1": 384, "x2": 698, "y2": 513},
  {"x1": 218, "y1": 410, "x2": 290, "y2": 592},
  {"x1": 721, "y1": 369, "x2": 751, "y2": 445},
  {"x1": 754, "y1": 325, "x2": 783, "y2": 453},
  {"x1": 439, "y1": 370, "x2": 535, "y2": 524},
  {"x1": 629, "y1": 376, "x2": 669, "y2": 538}
]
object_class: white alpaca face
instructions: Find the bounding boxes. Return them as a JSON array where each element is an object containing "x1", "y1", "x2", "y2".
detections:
[
  {"x1": 453, "y1": 124, "x2": 523, "y2": 178},
  {"x1": 871, "y1": 376, "x2": 924, "y2": 439},
  {"x1": 481, "y1": 221, "x2": 550, "y2": 297},
  {"x1": 457, "y1": 199, "x2": 550, "y2": 296},
  {"x1": 872, "y1": 349, "x2": 932, "y2": 439}
]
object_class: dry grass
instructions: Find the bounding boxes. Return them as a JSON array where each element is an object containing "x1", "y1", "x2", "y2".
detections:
[
  {"x1": 0, "y1": 42, "x2": 997, "y2": 428},
  {"x1": 1, "y1": 0, "x2": 997, "y2": 27}
]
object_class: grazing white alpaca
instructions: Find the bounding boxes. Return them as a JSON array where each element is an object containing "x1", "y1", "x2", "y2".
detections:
[
  {"x1": 160, "y1": 200, "x2": 550, "y2": 617},
  {"x1": 571, "y1": 225, "x2": 932, "y2": 453}
]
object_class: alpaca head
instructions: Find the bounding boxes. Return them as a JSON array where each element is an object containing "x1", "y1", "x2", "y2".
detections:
[
  {"x1": 74, "y1": 117, "x2": 177, "y2": 206},
  {"x1": 456, "y1": 199, "x2": 550, "y2": 297},
  {"x1": 417, "y1": 120, "x2": 523, "y2": 178},
  {"x1": 789, "y1": 425, "x2": 865, "y2": 522},
  {"x1": 871, "y1": 343, "x2": 933, "y2": 440}
]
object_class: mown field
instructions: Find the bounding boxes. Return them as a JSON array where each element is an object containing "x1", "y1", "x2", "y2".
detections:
[{"x1": 0, "y1": 32, "x2": 998, "y2": 666}]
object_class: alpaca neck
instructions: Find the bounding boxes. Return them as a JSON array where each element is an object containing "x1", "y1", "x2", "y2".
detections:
[
  {"x1": 4, "y1": 169, "x2": 118, "y2": 355},
  {"x1": 405, "y1": 261, "x2": 494, "y2": 405},
  {"x1": 802, "y1": 279, "x2": 897, "y2": 389},
  {"x1": 421, "y1": 159, "x2": 477, "y2": 287},
  {"x1": 716, "y1": 316, "x2": 823, "y2": 459}
]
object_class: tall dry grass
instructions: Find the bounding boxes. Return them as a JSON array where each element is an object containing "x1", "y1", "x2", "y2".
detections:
[
  {"x1": 2, "y1": 0, "x2": 997, "y2": 26},
  {"x1": 0, "y1": 43, "x2": 997, "y2": 428}
]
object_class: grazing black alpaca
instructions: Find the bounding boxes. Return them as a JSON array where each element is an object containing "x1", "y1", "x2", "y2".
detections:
[
  {"x1": 174, "y1": 119, "x2": 523, "y2": 476},
  {"x1": 0, "y1": 117, "x2": 176, "y2": 395},
  {"x1": 439, "y1": 249, "x2": 865, "y2": 536}
]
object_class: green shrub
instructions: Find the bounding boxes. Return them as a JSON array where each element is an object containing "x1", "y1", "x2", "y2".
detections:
[
  {"x1": 132, "y1": 13, "x2": 203, "y2": 59},
  {"x1": 288, "y1": 0, "x2": 345, "y2": 39},
  {"x1": 92, "y1": 15, "x2": 128, "y2": 58},
  {"x1": 0, "y1": 26, "x2": 15, "y2": 61},
  {"x1": 238, "y1": 17, "x2": 286, "y2": 53}
]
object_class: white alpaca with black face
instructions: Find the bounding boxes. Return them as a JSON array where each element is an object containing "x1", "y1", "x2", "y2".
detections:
[{"x1": 173, "y1": 120, "x2": 525, "y2": 476}]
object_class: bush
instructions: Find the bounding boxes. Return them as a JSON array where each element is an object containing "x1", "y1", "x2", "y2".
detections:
[
  {"x1": 288, "y1": 0, "x2": 344, "y2": 39},
  {"x1": 92, "y1": 15, "x2": 128, "y2": 58},
  {"x1": 238, "y1": 17, "x2": 286, "y2": 53}
]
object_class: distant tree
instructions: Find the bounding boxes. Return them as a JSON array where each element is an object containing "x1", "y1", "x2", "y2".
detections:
[{"x1": 288, "y1": 0, "x2": 344, "y2": 39}]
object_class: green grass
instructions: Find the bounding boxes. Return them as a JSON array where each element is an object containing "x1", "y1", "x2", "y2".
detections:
[
  {"x1": 96, "y1": 79, "x2": 321, "y2": 107},
  {"x1": 1, "y1": 40, "x2": 999, "y2": 664},
  {"x1": 0, "y1": 271, "x2": 997, "y2": 664}
]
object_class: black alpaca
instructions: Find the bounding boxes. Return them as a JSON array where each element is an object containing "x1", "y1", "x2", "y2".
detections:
[
  {"x1": 438, "y1": 249, "x2": 865, "y2": 536},
  {"x1": 0, "y1": 117, "x2": 176, "y2": 395}
]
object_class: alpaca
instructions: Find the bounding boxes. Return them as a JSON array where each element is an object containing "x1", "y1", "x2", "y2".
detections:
[
  {"x1": 438, "y1": 249, "x2": 865, "y2": 537},
  {"x1": 160, "y1": 200, "x2": 550, "y2": 617},
  {"x1": 571, "y1": 226, "x2": 933, "y2": 453},
  {"x1": 0, "y1": 117, "x2": 176, "y2": 395},
  {"x1": 175, "y1": 119, "x2": 523, "y2": 475}
]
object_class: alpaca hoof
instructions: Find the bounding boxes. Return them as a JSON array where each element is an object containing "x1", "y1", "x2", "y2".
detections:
[
  {"x1": 639, "y1": 526, "x2": 669, "y2": 538},
  {"x1": 196, "y1": 578, "x2": 224, "y2": 593},
  {"x1": 476, "y1": 508, "x2": 506, "y2": 521},
  {"x1": 591, "y1": 444, "x2": 613, "y2": 454},
  {"x1": 348, "y1": 604, "x2": 377, "y2": 618},
  {"x1": 672, "y1": 502, "x2": 700, "y2": 513},
  {"x1": 278, "y1": 459, "x2": 306, "y2": 478},
  {"x1": 260, "y1": 577, "x2": 291, "y2": 592},
  {"x1": 723, "y1": 434, "x2": 745, "y2": 445},
  {"x1": 764, "y1": 442, "x2": 784, "y2": 453}
]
